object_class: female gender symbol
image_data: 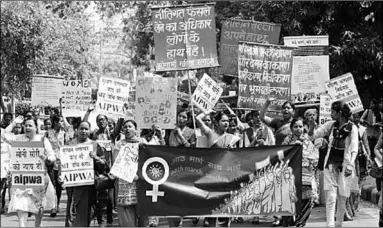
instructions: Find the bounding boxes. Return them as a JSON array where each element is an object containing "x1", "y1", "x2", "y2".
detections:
[{"x1": 142, "y1": 157, "x2": 170, "y2": 202}]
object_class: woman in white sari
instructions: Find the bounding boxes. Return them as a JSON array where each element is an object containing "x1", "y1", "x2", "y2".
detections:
[{"x1": 4, "y1": 118, "x2": 56, "y2": 227}]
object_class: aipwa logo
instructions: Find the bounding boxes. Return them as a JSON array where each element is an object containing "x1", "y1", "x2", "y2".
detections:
[{"x1": 142, "y1": 157, "x2": 169, "y2": 202}]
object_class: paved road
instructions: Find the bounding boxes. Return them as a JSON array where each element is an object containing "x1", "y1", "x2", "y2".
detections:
[{"x1": 1, "y1": 191, "x2": 380, "y2": 227}]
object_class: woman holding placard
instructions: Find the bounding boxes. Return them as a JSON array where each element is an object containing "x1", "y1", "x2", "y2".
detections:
[
  {"x1": 5, "y1": 117, "x2": 56, "y2": 227},
  {"x1": 64, "y1": 120, "x2": 107, "y2": 227},
  {"x1": 112, "y1": 120, "x2": 165, "y2": 227}
]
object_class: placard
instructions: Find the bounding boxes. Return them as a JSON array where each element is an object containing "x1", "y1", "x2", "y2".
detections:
[
  {"x1": 110, "y1": 143, "x2": 139, "y2": 183},
  {"x1": 61, "y1": 79, "x2": 92, "y2": 117},
  {"x1": 135, "y1": 76, "x2": 177, "y2": 129},
  {"x1": 220, "y1": 19, "x2": 281, "y2": 76},
  {"x1": 319, "y1": 94, "x2": 332, "y2": 125},
  {"x1": 1, "y1": 141, "x2": 10, "y2": 178},
  {"x1": 192, "y1": 73, "x2": 223, "y2": 114},
  {"x1": 59, "y1": 144, "x2": 94, "y2": 187},
  {"x1": 284, "y1": 36, "x2": 330, "y2": 104},
  {"x1": 152, "y1": 4, "x2": 219, "y2": 71},
  {"x1": 237, "y1": 42, "x2": 294, "y2": 111},
  {"x1": 9, "y1": 141, "x2": 46, "y2": 187},
  {"x1": 31, "y1": 75, "x2": 63, "y2": 107},
  {"x1": 325, "y1": 73, "x2": 363, "y2": 113},
  {"x1": 96, "y1": 76, "x2": 130, "y2": 119}
]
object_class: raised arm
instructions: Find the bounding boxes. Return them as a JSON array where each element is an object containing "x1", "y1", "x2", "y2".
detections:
[
  {"x1": 260, "y1": 98, "x2": 274, "y2": 126},
  {"x1": 83, "y1": 101, "x2": 95, "y2": 122},
  {"x1": 110, "y1": 118, "x2": 124, "y2": 143}
]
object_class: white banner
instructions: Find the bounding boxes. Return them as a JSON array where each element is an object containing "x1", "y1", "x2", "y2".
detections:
[
  {"x1": 110, "y1": 143, "x2": 139, "y2": 183},
  {"x1": 284, "y1": 36, "x2": 329, "y2": 104},
  {"x1": 135, "y1": 76, "x2": 177, "y2": 129},
  {"x1": 31, "y1": 75, "x2": 63, "y2": 107},
  {"x1": 325, "y1": 73, "x2": 364, "y2": 114},
  {"x1": 59, "y1": 144, "x2": 94, "y2": 187},
  {"x1": 62, "y1": 79, "x2": 92, "y2": 117},
  {"x1": 96, "y1": 77, "x2": 130, "y2": 119},
  {"x1": 192, "y1": 73, "x2": 223, "y2": 114},
  {"x1": 9, "y1": 141, "x2": 46, "y2": 187}
]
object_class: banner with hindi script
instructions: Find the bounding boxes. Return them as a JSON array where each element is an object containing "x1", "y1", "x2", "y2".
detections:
[
  {"x1": 237, "y1": 42, "x2": 294, "y2": 111},
  {"x1": 9, "y1": 141, "x2": 46, "y2": 188},
  {"x1": 220, "y1": 19, "x2": 281, "y2": 76},
  {"x1": 284, "y1": 36, "x2": 330, "y2": 105},
  {"x1": 135, "y1": 76, "x2": 177, "y2": 129},
  {"x1": 319, "y1": 94, "x2": 332, "y2": 125},
  {"x1": 138, "y1": 145, "x2": 302, "y2": 217},
  {"x1": 59, "y1": 144, "x2": 95, "y2": 187},
  {"x1": 31, "y1": 75, "x2": 63, "y2": 107},
  {"x1": 61, "y1": 79, "x2": 92, "y2": 117},
  {"x1": 325, "y1": 73, "x2": 363, "y2": 114},
  {"x1": 96, "y1": 76, "x2": 130, "y2": 120},
  {"x1": 192, "y1": 73, "x2": 223, "y2": 114},
  {"x1": 152, "y1": 4, "x2": 219, "y2": 71}
]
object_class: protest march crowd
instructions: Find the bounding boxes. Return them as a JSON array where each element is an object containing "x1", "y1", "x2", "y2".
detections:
[{"x1": 1, "y1": 3, "x2": 383, "y2": 228}]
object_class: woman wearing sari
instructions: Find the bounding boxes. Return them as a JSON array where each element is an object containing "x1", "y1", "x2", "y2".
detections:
[
  {"x1": 64, "y1": 121, "x2": 107, "y2": 227},
  {"x1": 282, "y1": 118, "x2": 319, "y2": 227},
  {"x1": 260, "y1": 97, "x2": 295, "y2": 145},
  {"x1": 5, "y1": 117, "x2": 56, "y2": 227},
  {"x1": 196, "y1": 111, "x2": 240, "y2": 227},
  {"x1": 44, "y1": 115, "x2": 71, "y2": 217}
]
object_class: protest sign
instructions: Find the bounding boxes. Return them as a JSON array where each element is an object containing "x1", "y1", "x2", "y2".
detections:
[
  {"x1": 125, "y1": 89, "x2": 136, "y2": 120},
  {"x1": 96, "y1": 76, "x2": 130, "y2": 119},
  {"x1": 135, "y1": 76, "x2": 177, "y2": 129},
  {"x1": 319, "y1": 94, "x2": 332, "y2": 125},
  {"x1": 284, "y1": 36, "x2": 330, "y2": 104},
  {"x1": 110, "y1": 143, "x2": 139, "y2": 183},
  {"x1": 31, "y1": 75, "x2": 63, "y2": 107},
  {"x1": 220, "y1": 19, "x2": 281, "y2": 76},
  {"x1": 9, "y1": 141, "x2": 46, "y2": 187},
  {"x1": 138, "y1": 145, "x2": 302, "y2": 216},
  {"x1": 325, "y1": 73, "x2": 363, "y2": 113},
  {"x1": 59, "y1": 144, "x2": 94, "y2": 187},
  {"x1": 97, "y1": 140, "x2": 112, "y2": 151},
  {"x1": 61, "y1": 79, "x2": 92, "y2": 117},
  {"x1": 192, "y1": 73, "x2": 223, "y2": 114},
  {"x1": 237, "y1": 42, "x2": 294, "y2": 111},
  {"x1": 152, "y1": 4, "x2": 219, "y2": 71},
  {"x1": 1, "y1": 141, "x2": 10, "y2": 178}
]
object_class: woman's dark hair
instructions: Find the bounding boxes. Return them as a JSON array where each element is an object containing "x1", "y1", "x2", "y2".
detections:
[
  {"x1": 177, "y1": 109, "x2": 191, "y2": 120},
  {"x1": 96, "y1": 114, "x2": 108, "y2": 122},
  {"x1": 214, "y1": 111, "x2": 229, "y2": 123},
  {"x1": 44, "y1": 118, "x2": 52, "y2": 125},
  {"x1": 290, "y1": 117, "x2": 304, "y2": 130},
  {"x1": 331, "y1": 100, "x2": 351, "y2": 119},
  {"x1": 123, "y1": 120, "x2": 137, "y2": 130},
  {"x1": 245, "y1": 110, "x2": 259, "y2": 122},
  {"x1": 51, "y1": 115, "x2": 62, "y2": 129},
  {"x1": 282, "y1": 101, "x2": 296, "y2": 110},
  {"x1": 108, "y1": 119, "x2": 116, "y2": 127},
  {"x1": 78, "y1": 120, "x2": 91, "y2": 129},
  {"x1": 370, "y1": 99, "x2": 382, "y2": 122}
]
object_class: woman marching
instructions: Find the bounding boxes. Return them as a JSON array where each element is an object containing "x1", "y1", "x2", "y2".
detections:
[
  {"x1": 196, "y1": 110, "x2": 241, "y2": 227},
  {"x1": 282, "y1": 118, "x2": 319, "y2": 227},
  {"x1": 64, "y1": 121, "x2": 107, "y2": 227},
  {"x1": 4, "y1": 117, "x2": 56, "y2": 227},
  {"x1": 308, "y1": 100, "x2": 359, "y2": 227},
  {"x1": 113, "y1": 120, "x2": 165, "y2": 227}
]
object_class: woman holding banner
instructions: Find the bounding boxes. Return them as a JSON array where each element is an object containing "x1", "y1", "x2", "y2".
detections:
[
  {"x1": 64, "y1": 120, "x2": 107, "y2": 227},
  {"x1": 282, "y1": 118, "x2": 319, "y2": 227},
  {"x1": 308, "y1": 100, "x2": 359, "y2": 227},
  {"x1": 195, "y1": 111, "x2": 241, "y2": 227},
  {"x1": 260, "y1": 98, "x2": 295, "y2": 146},
  {"x1": 4, "y1": 117, "x2": 56, "y2": 227}
]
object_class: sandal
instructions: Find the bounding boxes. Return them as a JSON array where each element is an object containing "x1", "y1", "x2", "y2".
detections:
[{"x1": 50, "y1": 208, "x2": 57, "y2": 217}]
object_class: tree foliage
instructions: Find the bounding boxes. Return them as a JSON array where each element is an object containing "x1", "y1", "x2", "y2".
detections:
[{"x1": 97, "y1": 1, "x2": 382, "y2": 99}]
